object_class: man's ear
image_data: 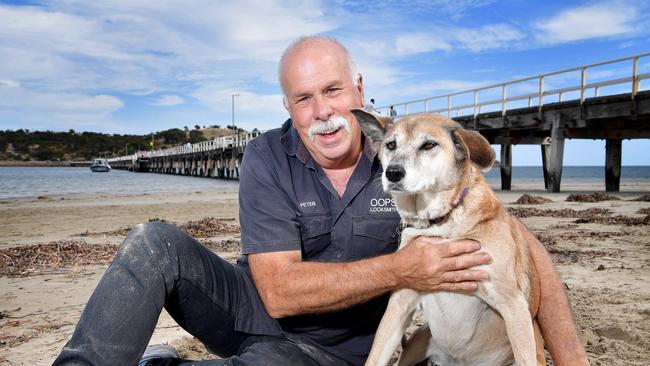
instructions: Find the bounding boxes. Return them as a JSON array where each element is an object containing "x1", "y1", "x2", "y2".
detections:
[
  {"x1": 452, "y1": 128, "x2": 495, "y2": 172},
  {"x1": 282, "y1": 96, "x2": 289, "y2": 112},
  {"x1": 351, "y1": 108, "x2": 392, "y2": 149},
  {"x1": 355, "y1": 73, "x2": 365, "y2": 107}
]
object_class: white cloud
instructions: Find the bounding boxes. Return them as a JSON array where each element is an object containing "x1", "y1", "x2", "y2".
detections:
[
  {"x1": 535, "y1": 1, "x2": 638, "y2": 44},
  {"x1": 455, "y1": 24, "x2": 525, "y2": 51},
  {"x1": 0, "y1": 80, "x2": 20, "y2": 88},
  {"x1": 149, "y1": 95, "x2": 184, "y2": 107},
  {"x1": 395, "y1": 33, "x2": 451, "y2": 56},
  {"x1": 390, "y1": 79, "x2": 489, "y2": 99},
  {"x1": 190, "y1": 84, "x2": 286, "y2": 114},
  {"x1": 57, "y1": 95, "x2": 124, "y2": 112},
  {"x1": 428, "y1": 0, "x2": 496, "y2": 20}
]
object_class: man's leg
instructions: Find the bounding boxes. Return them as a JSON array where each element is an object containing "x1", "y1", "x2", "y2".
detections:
[
  {"x1": 147, "y1": 335, "x2": 345, "y2": 366},
  {"x1": 53, "y1": 221, "x2": 248, "y2": 366}
]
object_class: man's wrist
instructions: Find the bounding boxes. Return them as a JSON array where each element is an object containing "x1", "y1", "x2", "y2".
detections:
[{"x1": 375, "y1": 251, "x2": 402, "y2": 290}]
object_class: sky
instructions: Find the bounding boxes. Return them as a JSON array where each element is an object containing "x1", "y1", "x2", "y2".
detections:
[{"x1": 0, "y1": 0, "x2": 649, "y2": 166}]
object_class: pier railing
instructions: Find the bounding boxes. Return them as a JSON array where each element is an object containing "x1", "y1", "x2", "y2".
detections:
[
  {"x1": 376, "y1": 52, "x2": 650, "y2": 119},
  {"x1": 108, "y1": 131, "x2": 261, "y2": 164}
]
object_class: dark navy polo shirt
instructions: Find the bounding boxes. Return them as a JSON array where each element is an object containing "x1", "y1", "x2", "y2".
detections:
[{"x1": 237, "y1": 119, "x2": 401, "y2": 366}]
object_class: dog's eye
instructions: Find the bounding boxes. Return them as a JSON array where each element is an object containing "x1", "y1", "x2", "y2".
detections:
[
  {"x1": 385, "y1": 141, "x2": 396, "y2": 150},
  {"x1": 420, "y1": 141, "x2": 437, "y2": 151}
]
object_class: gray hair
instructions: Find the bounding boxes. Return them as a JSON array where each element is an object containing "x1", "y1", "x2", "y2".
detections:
[{"x1": 278, "y1": 35, "x2": 359, "y2": 99}]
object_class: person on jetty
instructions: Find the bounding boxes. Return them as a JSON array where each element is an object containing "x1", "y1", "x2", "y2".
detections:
[{"x1": 53, "y1": 36, "x2": 589, "y2": 366}]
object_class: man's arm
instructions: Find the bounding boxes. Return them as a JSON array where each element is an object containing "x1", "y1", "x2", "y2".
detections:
[
  {"x1": 249, "y1": 236, "x2": 491, "y2": 318},
  {"x1": 517, "y1": 220, "x2": 590, "y2": 366}
]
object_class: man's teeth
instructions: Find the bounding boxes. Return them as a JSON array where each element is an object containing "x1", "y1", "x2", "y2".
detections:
[{"x1": 318, "y1": 127, "x2": 341, "y2": 135}]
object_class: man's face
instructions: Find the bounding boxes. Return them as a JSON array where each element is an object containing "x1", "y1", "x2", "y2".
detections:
[{"x1": 281, "y1": 43, "x2": 365, "y2": 168}]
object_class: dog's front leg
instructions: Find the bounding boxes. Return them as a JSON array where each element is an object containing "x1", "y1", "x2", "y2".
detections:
[
  {"x1": 494, "y1": 292, "x2": 540, "y2": 366},
  {"x1": 365, "y1": 289, "x2": 420, "y2": 366}
]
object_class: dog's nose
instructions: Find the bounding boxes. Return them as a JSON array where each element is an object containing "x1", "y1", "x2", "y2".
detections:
[{"x1": 385, "y1": 165, "x2": 405, "y2": 182}]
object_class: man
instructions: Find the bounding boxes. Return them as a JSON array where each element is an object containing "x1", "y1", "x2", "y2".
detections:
[
  {"x1": 389, "y1": 105, "x2": 397, "y2": 120},
  {"x1": 364, "y1": 98, "x2": 376, "y2": 112},
  {"x1": 54, "y1": 36, "x2": 589, "y2": 366}
]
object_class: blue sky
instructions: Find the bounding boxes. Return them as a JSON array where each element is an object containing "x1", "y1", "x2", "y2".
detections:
[{"x1": 0, "y1": 0, "x2": 649, "y2": 165}]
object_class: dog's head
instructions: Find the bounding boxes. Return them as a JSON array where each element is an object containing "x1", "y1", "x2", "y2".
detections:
[{"x1": 352, "y1": 108, "x2": 495, "y2": 194}]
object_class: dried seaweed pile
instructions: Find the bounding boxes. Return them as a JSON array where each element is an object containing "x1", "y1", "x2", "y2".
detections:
[
  {"x1": 637, "y1": 208, "x2": 650, "y2": 215},
  {"x1": 631, "y1": 194, "x2": 650, "y2": 202},
  {"x1": 533, "y1": 231, "x2": 622, "y2": 265},
  {"x1": 0, "y1": 240, "x2": 118, "y2": 277},
  {"x1": 536, "y1": 230, "x2": 624, "y2": 247},
  {"x1": 78, "y1": 217, "x2": 240, "y2": 239},
  {"x1": 510, "y1": 206, "x2": 649, "y2": 226},
  {"x1": 513, "y1": 194, "x2": 552, "y2": 205},
  {"x1": 576, "y1": 215, "x2": 650, "y2": 226},
  {"x1": 202, "y1": 239, "x2": 241, "y2": 253},
  {"x1": 566, "y1": 193, "x2": 620, "y2": 202},
  {"x1": 180, "y1": 217, "x2": 240, "y2": 238},
  {"x1": 79, "y1": 226, "x2": 132, "y2": 237},
  {"x1": 508, "y1": 207, "x2": 611, "y2": 219}
]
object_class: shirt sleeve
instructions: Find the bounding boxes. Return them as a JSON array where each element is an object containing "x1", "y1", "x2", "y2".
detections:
[{"x1": 239, "y1": 141, "x2": 302, "y2": 254}]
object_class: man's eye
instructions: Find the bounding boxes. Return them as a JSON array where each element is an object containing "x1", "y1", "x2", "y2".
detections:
[
  {"x1": 296, "y1": 96, "x2": 310, "y2": 104},
  {"x1": 326, "y1": 88, "x2": 341, "y2": 95},
  {"x1": 385, "y1": 141, "x2": 396, "y2": 150},
  {"x1": 420, "y1": 141, "x2": 437, "y2": 150}
]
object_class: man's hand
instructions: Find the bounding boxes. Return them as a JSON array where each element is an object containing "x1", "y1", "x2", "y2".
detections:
[{"x1": 392, "y1": 236, "x2": 491, "y2": 292}]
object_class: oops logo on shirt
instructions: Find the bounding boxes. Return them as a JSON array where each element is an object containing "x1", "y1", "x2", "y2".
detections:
[{"x1": 369, "y1": 197, "x2": 396, "y2": 213}]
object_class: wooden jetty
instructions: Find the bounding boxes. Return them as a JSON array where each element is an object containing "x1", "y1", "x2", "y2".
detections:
[
  {"x1": 108, "y1": 132, "x2": 260, "y2": 179},
  {"x1": 376, "y1": 53, "x2": 650, "y2": 192}
]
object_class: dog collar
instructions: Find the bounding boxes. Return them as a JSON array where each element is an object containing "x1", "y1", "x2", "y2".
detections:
[
  {"x1": 428, "y1": 186, "x2": 470, "y2": 226},
  {"x1": 401, "y1": 187, "x2": 471, "y2": 228},
  {"x1": 451, "y1": 187, "x2": 470, "y2": 209}
]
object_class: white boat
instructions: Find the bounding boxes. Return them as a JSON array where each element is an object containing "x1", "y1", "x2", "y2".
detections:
[{"x1": 90, "y1": 158, "x2": 111, "y2": 172}]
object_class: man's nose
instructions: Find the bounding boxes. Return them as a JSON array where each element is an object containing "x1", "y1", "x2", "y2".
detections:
[
  {"x1": 385, "y1": 165, "x2": 406, "y2": 182},
  {"x1": 313, "y1": 95, "x2": 334, "y2": 121}
]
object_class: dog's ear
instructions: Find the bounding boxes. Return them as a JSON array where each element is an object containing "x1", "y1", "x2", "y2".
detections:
[
  {"x1": 451, "y1": 128, "x2": 495, "y2": 172},
  {"x1": 351, "y1": 108, "x2": 393, "y2": 149}
]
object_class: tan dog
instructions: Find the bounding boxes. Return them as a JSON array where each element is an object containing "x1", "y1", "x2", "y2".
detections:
[{"x1": 352, "y1": 109, "x2": 545, "y2": 366}]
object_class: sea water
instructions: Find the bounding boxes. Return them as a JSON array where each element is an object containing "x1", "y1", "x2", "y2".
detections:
[
  {"x1": 0, "y1": 166, "x2": 648, "y2": 199},
  {"x1": 0, "y1": 167, "x2": 239, "y2": 199}
]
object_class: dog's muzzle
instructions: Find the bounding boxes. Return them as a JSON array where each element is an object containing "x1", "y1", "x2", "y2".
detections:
[{"x1": 385, "y1": 164, "x2": 405, "y2": 183}]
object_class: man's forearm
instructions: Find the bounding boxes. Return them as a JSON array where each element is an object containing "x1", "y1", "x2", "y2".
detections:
[
  {"x1": 519, "y1": 221, "x2": 590, "y2": 366},
  {"x1": 250, "y1": 252, "x2": 398, "y2": 318}
]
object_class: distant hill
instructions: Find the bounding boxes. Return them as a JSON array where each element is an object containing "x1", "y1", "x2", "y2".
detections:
[{"x1": 0, "y1": 126, "x2": 246, "y2": 163}]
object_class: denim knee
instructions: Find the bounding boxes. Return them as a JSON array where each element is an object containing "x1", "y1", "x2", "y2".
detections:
[{"x1": 121, "y1": 221, "x2": 185, "y2": 254}]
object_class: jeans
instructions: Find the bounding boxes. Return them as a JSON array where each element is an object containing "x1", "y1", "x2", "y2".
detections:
[{"x1": 52, "y1": 222, "x2": 348, "y2": 366}]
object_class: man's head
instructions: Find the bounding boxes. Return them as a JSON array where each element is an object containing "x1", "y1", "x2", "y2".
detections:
[
  {"x1": 370, "y1": 98, "x2": 375, "y2": 104},
  {"x1": 278, "y1": 36, "x2": 365, "y2": 169}
]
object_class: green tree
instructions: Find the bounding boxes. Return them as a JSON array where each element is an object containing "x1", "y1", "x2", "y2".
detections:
[{"x1": 188, "y1": 130, "x2": 205, "y2": 143}]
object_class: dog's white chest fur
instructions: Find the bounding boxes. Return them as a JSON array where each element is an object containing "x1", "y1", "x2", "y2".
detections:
[
  {"x1": 419, "y1": 292, "x2": 512, "y2": 366},
  {"x1": 400, "y1": 227, "x2": 515, "y2": 366}
]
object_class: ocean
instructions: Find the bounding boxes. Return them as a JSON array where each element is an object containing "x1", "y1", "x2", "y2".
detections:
[
  {"x1": 0, "y1": 167, "x2": 240, "y2": 199},
  {"x1": 0, "y1": 166, "x2": 648, "y2": 199}
]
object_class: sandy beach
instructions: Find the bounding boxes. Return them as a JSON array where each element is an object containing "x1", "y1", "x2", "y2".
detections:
[{"x1": 1, "y1": 184, "x2": 649, "y2": 365}]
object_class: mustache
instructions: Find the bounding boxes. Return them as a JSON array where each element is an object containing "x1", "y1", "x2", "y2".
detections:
[{"x1": 308, "y1": 116, "x2": 351, "y2": 141}]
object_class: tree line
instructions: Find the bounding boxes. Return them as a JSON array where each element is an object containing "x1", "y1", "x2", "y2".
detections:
[{"x1": 0, "y1": 128, "x2": 214, "y2": 162}]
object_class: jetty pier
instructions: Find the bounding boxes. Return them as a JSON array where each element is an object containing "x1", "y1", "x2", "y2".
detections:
[
  {"x1": 108, "y1": 131, "x2": 260, "y2": 179},
  {"x1": 377, "y1": 53, "x2": 650, "y2": 192}
]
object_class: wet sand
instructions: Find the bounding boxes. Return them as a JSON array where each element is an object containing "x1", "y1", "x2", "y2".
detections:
[{"x1": 1, "y1": 185, "x2": 649, "y2": 365}]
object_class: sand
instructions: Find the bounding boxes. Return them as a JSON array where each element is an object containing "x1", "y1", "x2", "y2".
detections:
[{"x1": 1, "y1": 185, "x2": 649, "y2": 365}]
